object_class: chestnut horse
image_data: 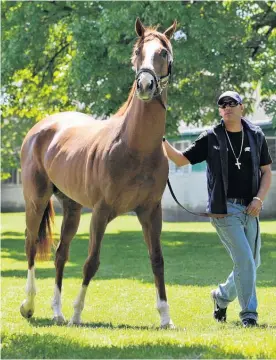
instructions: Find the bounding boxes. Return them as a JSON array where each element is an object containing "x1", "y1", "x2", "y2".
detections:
[{"x1": 20, "y1": 18, "x2": 176, "y2": 328}]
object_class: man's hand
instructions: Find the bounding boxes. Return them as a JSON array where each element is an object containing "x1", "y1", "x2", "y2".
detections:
[
  {"x1": 162, "y1": 139, "x2": 190, "y2": 167},
  {"x1": 246, "y1": 164, "x2": 272, "y2": 217},
  {"x1": 246, "y1": 199, "x2": 262, "y2": 217}
]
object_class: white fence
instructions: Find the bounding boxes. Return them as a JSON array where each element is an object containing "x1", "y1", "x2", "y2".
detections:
[
  {"x1": 162, "y1": 171, "x2": 276, "y2": 221},
  {"x1": 2, "y1": 172, "x2": 276, "y2": 221}
]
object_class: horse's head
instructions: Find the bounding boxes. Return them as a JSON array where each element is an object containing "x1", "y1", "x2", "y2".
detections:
[{"x1": 133, "y1": 18, "x2": 176, "y2": 102}]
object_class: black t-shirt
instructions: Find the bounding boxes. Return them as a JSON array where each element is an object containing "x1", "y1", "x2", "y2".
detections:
[{"x1": 183, "y1": 129, "x2": 272, "y2": 199}]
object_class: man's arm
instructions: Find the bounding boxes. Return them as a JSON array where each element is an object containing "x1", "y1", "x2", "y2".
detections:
[
  {"x1": 163, "y1": 139, "x2": 190, "y2": 167},
  {"x1": 246, "y1": 164, "x2": 272, "y2": 217},
  {"x1": 257, "y1": 164, "x2": 272, "y2": 201}
]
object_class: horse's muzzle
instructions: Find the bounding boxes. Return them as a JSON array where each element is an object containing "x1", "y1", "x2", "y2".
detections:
[{"x1": 136, "y1": 72, "x2": 156, "y2": 101}]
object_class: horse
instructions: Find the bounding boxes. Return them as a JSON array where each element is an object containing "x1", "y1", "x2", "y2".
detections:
[{"x1": 20, "y1": 18, "x2": 176, "y2": 328}]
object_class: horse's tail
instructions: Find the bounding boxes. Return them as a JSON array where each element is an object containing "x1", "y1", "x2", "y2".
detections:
[{"x1": 37, "y1": 199, "x2": 55, "y2": 260}]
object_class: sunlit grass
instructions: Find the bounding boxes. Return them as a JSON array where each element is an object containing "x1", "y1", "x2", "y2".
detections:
[{"x1": 1, "y1": 212, "x2": 276, "y2": 359}]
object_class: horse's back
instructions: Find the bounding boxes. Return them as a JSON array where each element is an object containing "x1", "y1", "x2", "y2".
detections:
[
  {"x1": 22, "y1": 112, "x2": 102, "y2": 145},
  {"x1": 21, "y1": 111, "x2": 108, "y2": 160},
  {"x1": 20, "y1": 111, "x2": 121, "y2": 206}
]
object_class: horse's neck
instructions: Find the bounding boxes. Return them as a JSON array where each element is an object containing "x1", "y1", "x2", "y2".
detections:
[{"x1": 122, "y1": 92, "x2": 167, "y2": 154}]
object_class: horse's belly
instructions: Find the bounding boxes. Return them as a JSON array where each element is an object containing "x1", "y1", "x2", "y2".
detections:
[{"x1": 45, "y1": 158, "x2": 100, "y2": 208}]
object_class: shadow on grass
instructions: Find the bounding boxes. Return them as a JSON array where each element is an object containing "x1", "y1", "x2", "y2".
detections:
[
  {"x1": 1, "y1": 332, "x2": 249, "y2": 359},
  {"x1": 1, "y1": 231, "x2": 275, "y2": 287},
  {"x1": 28, "y1": 317, "x2": 156, "y2": 330},
  {"x1": 230, "y1": 321, "x2": 276, "y2": 329},
  {"x1": 29, "y1": 317, "x2": 276, "y2": 330}
]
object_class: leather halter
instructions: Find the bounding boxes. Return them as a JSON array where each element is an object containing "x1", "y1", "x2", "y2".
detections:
[
  {"x1": 135, "y1": 58, "x2": 172, "y2": 110},
  {"x1": 135, "y1": 65, "x2": 172, "y2": 96}
]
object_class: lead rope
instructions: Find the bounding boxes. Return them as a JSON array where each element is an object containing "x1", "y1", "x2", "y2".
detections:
[
  {"x1": 254, "y1": 217, "x2": 259, "y2": 260},
  {"x1": 167, "y1": 178, "x2": 245, "y2": 219}
]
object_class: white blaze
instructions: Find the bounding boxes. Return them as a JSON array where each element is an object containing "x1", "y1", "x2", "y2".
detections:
[{"x1": 138, "y1": 40, "x2": 159, "y2": 91}]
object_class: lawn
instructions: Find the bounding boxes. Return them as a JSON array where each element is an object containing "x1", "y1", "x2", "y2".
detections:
[{"x1": 1, "y1": 212, "x2": 276, "y2": 359}]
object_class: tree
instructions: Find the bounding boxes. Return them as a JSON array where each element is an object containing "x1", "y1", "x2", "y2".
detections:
[{"x1": 2, "y1": 1, "x2": 276, "y2": 177}]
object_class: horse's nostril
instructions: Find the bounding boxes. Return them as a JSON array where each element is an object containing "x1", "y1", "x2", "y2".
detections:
[{"x1": 149, "y1": 80, "x2": 153, "y2": 90}]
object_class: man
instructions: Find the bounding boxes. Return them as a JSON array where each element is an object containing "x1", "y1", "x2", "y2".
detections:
[{"x1": 163, "y1": 91, "x2": 272, "y2": 327}]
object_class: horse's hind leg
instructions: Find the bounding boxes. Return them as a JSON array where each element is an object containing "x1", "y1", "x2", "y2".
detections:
[
  {"x1": 52, "y1": 194, "x2": 82, "y2": 324},
  {"x1": 136, "y1": 203, "x2": 174, "y2": 329},
  {"x1": 69, "y1": 201, "x2": 113, "y2": 326},
  {"x1": 20, "y1": 171, "x2": 54, "y2": 319}
]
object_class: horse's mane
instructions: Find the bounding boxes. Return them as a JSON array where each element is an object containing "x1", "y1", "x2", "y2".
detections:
[{"x1": 115, "y1": 27, "x2": 172, "y2": 117}]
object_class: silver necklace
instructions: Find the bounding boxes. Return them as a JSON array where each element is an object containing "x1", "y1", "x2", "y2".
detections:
[{"x1": 224, "y1": 127, "x2": 244, "y2": 170}]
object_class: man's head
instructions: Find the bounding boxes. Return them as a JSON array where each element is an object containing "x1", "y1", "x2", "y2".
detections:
[{"x1": 217, "y1": 91, "x2": 244, "y2": 122}]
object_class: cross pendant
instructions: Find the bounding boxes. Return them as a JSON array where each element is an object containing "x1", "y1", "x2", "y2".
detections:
[{"x1": 235, "y1": 159, "x2": 241, "y2": 169}]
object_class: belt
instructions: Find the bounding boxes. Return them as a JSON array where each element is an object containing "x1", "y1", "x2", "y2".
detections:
[{"x1": 227, "y1": 198, "x2": 251, "y2": 206}]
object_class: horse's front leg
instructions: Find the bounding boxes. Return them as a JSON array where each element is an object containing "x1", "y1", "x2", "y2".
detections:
[
  {"x1": 68, "y1": 202, "x2": 114, "y2": 326},
  {"x1": 136, "y1": 203, "x2": 175, "y2": 329}
]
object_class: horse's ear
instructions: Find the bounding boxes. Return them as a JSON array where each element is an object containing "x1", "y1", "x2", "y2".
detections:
[
  {"x1": 135, "y1": 17, "x2": 145, "y2": 37},
  {"x1": 164, "y1": 20, "x2": 177, "y2": 39}
]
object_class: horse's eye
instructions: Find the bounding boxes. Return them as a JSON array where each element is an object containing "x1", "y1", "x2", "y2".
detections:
[
  {"x1": 135, "y1": 49, "x2": 140, "y2": 56},
  {"x1": 160, "y1": 49, "x2": 167, "y2": 58}
]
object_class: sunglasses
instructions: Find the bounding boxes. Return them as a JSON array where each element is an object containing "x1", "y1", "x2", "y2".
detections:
[{"x1": 218, "y1": 100, "x2": 240, "y2": 109}]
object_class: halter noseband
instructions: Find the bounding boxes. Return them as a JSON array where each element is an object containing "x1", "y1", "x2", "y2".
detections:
[
  {"x1": 135, "y1": 60, "x2": 172, "y2": 111},
  {"x1": 135, "y1": 61, "x2": 172, "y2": 98}
]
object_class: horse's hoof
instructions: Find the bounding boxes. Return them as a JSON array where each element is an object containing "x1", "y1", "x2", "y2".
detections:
[
  {"x1": 53, "y1": 315, "x2": 66, "y2": 325},
  {"x1": 20, "y1": 303, "x2": 34, "y2": 319},
  {"x1": 161, "y1": 321, "x2": 176, "y2": 330},
  {"x1": 68, "y1": 318, "x2": 81, "y2": 327}
]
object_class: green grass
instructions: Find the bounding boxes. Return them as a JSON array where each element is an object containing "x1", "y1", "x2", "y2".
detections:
[{"x1": 1, "y1": 212, "x2": 276, "y2": 359}]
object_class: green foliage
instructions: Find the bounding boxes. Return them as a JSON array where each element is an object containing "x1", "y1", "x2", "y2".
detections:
[
  {"x1": 1, "y1": 214, "x2": 276, "y2": 358},
  {"x1": 2, "y1": 1, "x2": 276, "y2": 173}
]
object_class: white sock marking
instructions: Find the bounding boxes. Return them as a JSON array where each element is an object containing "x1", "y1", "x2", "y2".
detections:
[
  {"x1": 52, "y1": 284, "x2": 64, "y2": 318},
  {"x1": 21, "y1": 267, "x2": 36, "y2": 317},
  {"x1": 156, "y1": 291, "x2": 173, "y2": 327},
  {"x1": 26, "y1": 267, "x2": 36, "y2": 295},
  {"x1": 69, "y1": 285, "x2": 87, "y2": 325}
]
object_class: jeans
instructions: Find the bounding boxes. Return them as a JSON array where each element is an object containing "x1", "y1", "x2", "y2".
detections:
[{"x1": 211, "y1": 201, "x2": 261, "y2": 321}]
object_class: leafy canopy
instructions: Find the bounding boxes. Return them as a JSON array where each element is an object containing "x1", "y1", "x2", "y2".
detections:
[{"x1": 2, "y1": 1, "x2": 276, "y2": 175}]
